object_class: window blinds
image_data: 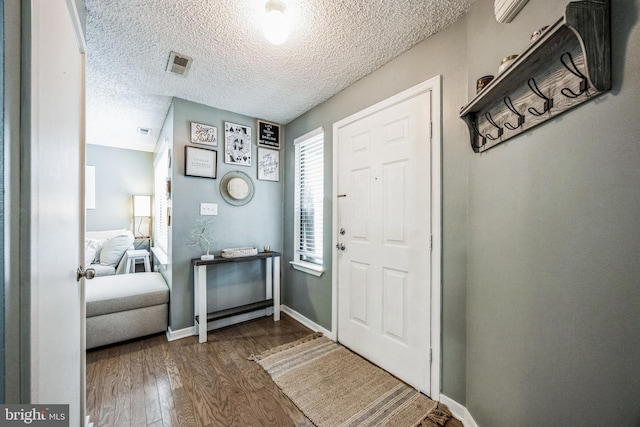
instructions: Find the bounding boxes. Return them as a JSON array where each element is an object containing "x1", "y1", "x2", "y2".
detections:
[{"x1": 294, "y1": 130, "x2": 324, "y2": 266}]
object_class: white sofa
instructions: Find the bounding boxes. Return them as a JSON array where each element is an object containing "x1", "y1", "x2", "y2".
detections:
[
  {"x1": 85, "y1": 229, "x2": 135, "y2": 276},
  {"x1": 85, "y1": 272, "x2": 169, "y2": 349}
]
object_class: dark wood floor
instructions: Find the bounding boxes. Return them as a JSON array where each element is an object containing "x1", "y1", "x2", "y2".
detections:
[{"x1": 86, "y1": 314, "x2": 462, "y2": 427}]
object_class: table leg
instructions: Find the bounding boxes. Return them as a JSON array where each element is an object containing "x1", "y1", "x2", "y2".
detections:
[
  {"x1": 265, "y1": 258, "x2": 273, "y2": 301},
  {"x1": 194, "y1": 265, "x2": 208, "y2": 343},
  {"x1": 273, "y1": 255, "x2": 280, "y2": 321}
]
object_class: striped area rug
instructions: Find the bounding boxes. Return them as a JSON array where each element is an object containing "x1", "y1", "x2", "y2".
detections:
[{"x1": 249, "y1": 333, "x2": 451, "y2": 427}]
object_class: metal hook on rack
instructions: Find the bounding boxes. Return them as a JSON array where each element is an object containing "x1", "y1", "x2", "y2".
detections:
[
  {"x1": 470, "y1": 120, "x2": 487, "y2": 149},
  {"x1": 560, "y1": 52, "x2": 589, "y2": 98},
  {"x1": 527, "y1": 78, "x2": 554, "y2": 116},
  {"x1": 484, "y1": 112, "x2": 503, "y2": 140},
  {"x1": 503, "y1": 96, "x2": 525, "y2": 130}
]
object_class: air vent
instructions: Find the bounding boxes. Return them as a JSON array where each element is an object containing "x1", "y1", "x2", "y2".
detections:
[
  {"x1": 137, "y1": 127, "x2": 151, "y2": 136},
  {"x1": 166, "y1": 51, "x2": 193, "y2": 76},
  {"x1": 494, "y1": 0, "x2": 529, "y2": 23}
]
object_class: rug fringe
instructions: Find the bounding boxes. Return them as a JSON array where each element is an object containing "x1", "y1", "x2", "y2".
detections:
[
  {"x1": 413, "y1": 402, "x2": 452, "y2": 427},
  {"x1": 248, "y1": 332, "x2": 324, "y2": 361}
]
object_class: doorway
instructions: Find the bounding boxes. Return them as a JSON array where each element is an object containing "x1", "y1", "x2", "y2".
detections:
[{"x1": 332, "y1": 77, "x2": 442, "y2": 398}]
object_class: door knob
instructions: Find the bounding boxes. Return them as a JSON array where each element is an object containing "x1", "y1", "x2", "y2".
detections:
[
  {"x1": 339, "y1": 228, "x2": 346, "y2": 235},
  {"x1": 76, "y1": 266, "x2": 96, "y2": 282},
  {"x1": 335, "y1": 243, "x2": 346, "y2": 251}
]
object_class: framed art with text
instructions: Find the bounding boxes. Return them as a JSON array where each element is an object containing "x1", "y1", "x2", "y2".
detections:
[
  {"x1": 190, "y1": 122, "x2": 218, "y2": 146},
  {"x1": 257, "y1": 120, "x2": 280, "y2": 149},
  {"x1": 185, "y1": 146, "x2": 217, "y2": 179},
  {"x1": 257, "y1": 147, "x2": 279, "y2": 181}
]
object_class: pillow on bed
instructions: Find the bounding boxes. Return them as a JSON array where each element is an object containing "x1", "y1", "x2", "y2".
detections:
[{"x1": 99, "y1": 234, "x2": 134, "y2": 267}]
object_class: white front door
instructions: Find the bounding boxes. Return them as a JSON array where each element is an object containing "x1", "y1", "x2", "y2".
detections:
[
  {"x1": 29, "y1": 1, "x2": 86, "y2": 425},
  {"x1": 335, "y1": 84, "x2": 433, "y2": 393}
]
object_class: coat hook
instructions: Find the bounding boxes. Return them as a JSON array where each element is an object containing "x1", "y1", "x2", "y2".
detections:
[
  {"x1": 470, "y1": 120, "x2": 487, "y2": 149},
  {"x1": 484, "y1": 112, "x2": 503, "y2": 140},
  {"x1": 527, "y1": 78, "x2": 553, "y2": 116},
  {"x1": 503, "y1": 96, "x2": 525, "y2": 130},
  {"x1": 560, "y1": 52, "x2": 589, "y2": 98}
]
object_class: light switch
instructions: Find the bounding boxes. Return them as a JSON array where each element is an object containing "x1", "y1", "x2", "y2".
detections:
[{"x1": 200, "y1": 203, "x2": 218, "y2": 215}]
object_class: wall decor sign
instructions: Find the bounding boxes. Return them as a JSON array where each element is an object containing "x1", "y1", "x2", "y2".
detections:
[
  {"x1": 257, "y1": 147, "x2": 279, "y2": 181},
  {"x1": 185, "y1": 146, "x2": 217, "y2": 179},
  {"x1": 190, "y1": 122, "x2": 218, "y2": 146},
  {"x1": 257, "y1": 120, "x2": 281, "y2": 149},
  {"x1": 224, "y1": 122, "x2": 252, "y2": 166}
]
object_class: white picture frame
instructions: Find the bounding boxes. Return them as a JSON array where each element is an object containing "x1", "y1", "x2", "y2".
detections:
[
  {"x1": 190, "y1": 122, "x2": 218, "y2": 146},
  {"x1": 257, "y1": 148, "x2": 279, "y2": 181},
  {"x1": 224, "y1": 122, "x2": 252, "y2": 166}
]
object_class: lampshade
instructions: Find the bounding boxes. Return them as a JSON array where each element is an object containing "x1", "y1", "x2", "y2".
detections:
[
  {"x1": 133, "y1": 195, "x2": 151, "y2": 217},
  {"x1": 262, "y1": 0, "x2": 289, "y2": 45}
]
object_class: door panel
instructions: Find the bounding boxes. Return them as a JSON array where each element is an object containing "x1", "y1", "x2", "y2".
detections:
[
  {"x1": 337, "y1": 91, "x2": 432, "y2": 392},
  {"x1": 29, "y1": 1, "x2": 84, "y2": 425}
]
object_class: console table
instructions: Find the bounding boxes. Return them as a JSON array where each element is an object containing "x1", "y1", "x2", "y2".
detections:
[{"x1": 192, "y1": 252, "x2": 281, "y2": 343}]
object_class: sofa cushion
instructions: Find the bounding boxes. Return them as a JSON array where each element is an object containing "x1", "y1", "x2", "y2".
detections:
[{"x1": 86, "y1": 272, "x2": 169, "y2": 317}]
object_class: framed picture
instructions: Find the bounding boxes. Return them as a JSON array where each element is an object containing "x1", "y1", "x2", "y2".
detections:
[
  {"x1": 185, "y1": 146, "x2": 217, "y2": 179},
  {"x1": 224, "y1": 122, "x2": 252, "y2": 166},
  {"x1": 258, "y1": 120, "x2": 280, "y2": 149},
  {"x1": 190, "y1": 122, "x2": 217, "y2": 146},
  {"x1": 257, "y1": 148, "x2": 279, "y2": 181}
]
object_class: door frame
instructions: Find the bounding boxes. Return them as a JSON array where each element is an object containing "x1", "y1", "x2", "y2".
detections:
[
  {"x1": 331, "y1": 76, "x2": 442, "y2": 399},
  {"x1": 25, "y1": 0, "x2": 87, "y2": 424}
]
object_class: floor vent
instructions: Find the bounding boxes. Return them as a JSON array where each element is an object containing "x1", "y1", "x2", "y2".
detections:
[{"x1": 166, "y1": 51, "x2": 193, "y2": 76}]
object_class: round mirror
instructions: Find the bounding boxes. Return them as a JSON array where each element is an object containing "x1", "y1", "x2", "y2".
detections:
[{"x1": 220, "y1": 171, "x2": 254, "y2": 206}]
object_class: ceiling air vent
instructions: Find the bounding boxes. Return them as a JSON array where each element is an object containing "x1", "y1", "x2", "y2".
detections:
[
  {"x1": 494, "y1": 0, "x2": 529, "y2": 23},
  {"x1": 166, "y1": 51, "x2": 193, "y2": 77}
]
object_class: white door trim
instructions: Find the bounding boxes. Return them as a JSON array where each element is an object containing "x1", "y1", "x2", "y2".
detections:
[{"x1": 331, "y1": 76, "x2": 442, "y2": 399}]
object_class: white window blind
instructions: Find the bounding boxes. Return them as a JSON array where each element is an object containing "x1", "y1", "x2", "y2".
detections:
[
  {"x1": 293, "y1": 128, "x2": 324, "y2": 272},
  {"x1": 154, "y1": 144, "x2": 170, "y2": 253}
]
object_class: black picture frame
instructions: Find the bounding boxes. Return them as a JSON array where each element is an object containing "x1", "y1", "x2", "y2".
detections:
[
  {"x1": 257, "y1": 120, "x2": 280, "y2": 149},
  {"x1": 185, "y1": 146, "x2": 217, "y2": 179}
]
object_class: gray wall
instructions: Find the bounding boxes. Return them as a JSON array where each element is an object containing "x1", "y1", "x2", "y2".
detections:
[
  {"x1": 283, "y1": 0, "x2": 640, "y2": 425},
  {"x1": 167, "y1": 98, "x2": 283, "y2": 330},
  {"x1": 86, "y1": 144, "x2": 153, "y2": 232},
  {"x1": 465, "y1": 0, "x2": 640, "y2": 426},
  {"x1": 283, "y1": 16, "x2": 470, "y2": 401}
]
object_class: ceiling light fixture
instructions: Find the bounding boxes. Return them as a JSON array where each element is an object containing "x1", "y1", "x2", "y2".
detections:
[{"x1": 262, "y1": 0, "x2": 289, "y2": 45}]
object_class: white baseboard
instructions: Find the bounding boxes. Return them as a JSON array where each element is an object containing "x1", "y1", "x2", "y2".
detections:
[
  {"x1": 439, "y1": 394, "x2": 478, "y2": 427},
  {"x1": 166, "y1": 326, "x2": 195, "y2": 341},
  {"x1": 280, "y1": 305, "x2": 334, "y2": 340},
  {"x1": 165, "y1": 309, "x2": 274, "y2": 341},
  {"x1": 208, "y1": 309, "x2": 271, "y2": 330},
  {"x1": 167, "y1": 307, "x2": 333, "y2": 342}
]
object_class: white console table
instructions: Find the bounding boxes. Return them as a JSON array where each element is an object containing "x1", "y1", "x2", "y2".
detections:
[{"x1": 192, "y1": 252, "x2": 281, "y2": 343}]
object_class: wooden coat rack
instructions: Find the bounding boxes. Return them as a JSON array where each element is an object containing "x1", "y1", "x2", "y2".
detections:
[{"x1": 460, "y1": 0, "x2": 611, "y2": 153}]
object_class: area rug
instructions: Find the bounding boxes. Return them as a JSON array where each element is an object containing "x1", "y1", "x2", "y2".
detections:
[{"x1": 249, "y1": 333, "x2": 451, "y2": 427}]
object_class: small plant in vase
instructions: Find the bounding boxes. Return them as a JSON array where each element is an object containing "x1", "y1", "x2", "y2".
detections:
[{"x1": 189, "y1": 218, "x2": 216, "y2": 260}]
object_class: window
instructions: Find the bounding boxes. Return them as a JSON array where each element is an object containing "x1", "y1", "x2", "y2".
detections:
[
  {"x1": 153, "y1": 141, "x2": 170, "y2": 256},
  {"x1": 291, "y1": 128, "x2": 324, "y2": 276}
]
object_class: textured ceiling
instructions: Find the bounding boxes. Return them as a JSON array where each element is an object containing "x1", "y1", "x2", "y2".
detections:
[{"x1": 86, "y1": 0, "x2": 475, "y2": 152}]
